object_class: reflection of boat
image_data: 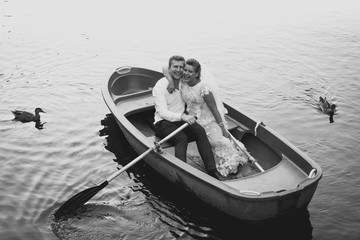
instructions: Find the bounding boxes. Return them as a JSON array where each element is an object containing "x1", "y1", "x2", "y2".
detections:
[
  {"x1": 207, "y1": 207, "x2": 313, "y2": 239},
  {"x1": 99, "y1": 113, "x2": 136, "y2": 164},
  {"x1": 102, "y1": 66, "x2": 322, "y2": 221}
]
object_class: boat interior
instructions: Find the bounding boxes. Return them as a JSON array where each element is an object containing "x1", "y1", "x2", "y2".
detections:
[
  {"x1": 108, "y1": 69, "x2": 317, "y2": 195},
  {"x1": 126, "y1": 107, "x2": 312, "y2": 194}
]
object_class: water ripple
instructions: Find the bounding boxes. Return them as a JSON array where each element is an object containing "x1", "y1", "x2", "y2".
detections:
[{"x1": 1, "y1": 0, "x2": 360, "y2": 239}]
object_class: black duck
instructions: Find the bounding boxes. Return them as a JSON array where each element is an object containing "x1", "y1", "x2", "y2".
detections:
[
  {"x1": 11, "y1": 108, "x2": 45, "y2": 123},
  {"x1": 318, "y1": 97, "x2": 336, "y2": 115}
]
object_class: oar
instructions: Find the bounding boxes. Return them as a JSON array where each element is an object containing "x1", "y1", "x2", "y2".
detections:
[
  {"x1": 227, "y1": 132, "x2": 265, "y2": 172},
  {"x1": 54, "y1": 122, "x2": 189, "y2": 219}
]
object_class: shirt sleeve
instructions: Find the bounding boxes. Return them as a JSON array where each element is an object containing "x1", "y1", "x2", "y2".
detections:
[{"x1": 153, "y1": 80, "x2": 183, "y2": 122}]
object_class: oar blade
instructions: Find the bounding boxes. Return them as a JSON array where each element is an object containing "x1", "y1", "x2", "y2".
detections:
[
  {"x1": 54, "y1": 181, "x2": 108, "y2": 219},
  {"x1": 54, "y1": 123, "x2": 190, "y2": 219}
]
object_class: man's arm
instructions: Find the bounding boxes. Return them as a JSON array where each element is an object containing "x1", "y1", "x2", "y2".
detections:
[{"x1": 153, "y1": 81, "x2": 182, "y2": 122}]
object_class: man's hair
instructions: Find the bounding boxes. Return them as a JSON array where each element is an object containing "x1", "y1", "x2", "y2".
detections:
[
  {"x1": 168, "y1": 55, "x2": 185, "y2": 67},
  {"x1": 185, "y1": 58, "x2": 201, "y2": 80}
]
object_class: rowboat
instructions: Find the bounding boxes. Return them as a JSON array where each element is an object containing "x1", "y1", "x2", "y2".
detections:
[{"x1": 101, "y1": 66, "x2": 322, "y2": 221}]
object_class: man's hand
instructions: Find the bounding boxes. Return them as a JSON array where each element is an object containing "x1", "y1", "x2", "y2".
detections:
[{"x1": 181, "y1": 114, "x2": 197, "y2": 125}]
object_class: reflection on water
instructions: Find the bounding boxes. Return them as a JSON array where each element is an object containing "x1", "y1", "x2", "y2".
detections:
[
  {"x1": 8, "y1": 118, "x2": 47, "y2": 130},
  {"x1": 51, "y1": 114, "x2": 313, "y2": 240},
  {"x1": 127, "y1": 161, "x2": 313, "y2": 240},
  {"x1": 99, "y1": 114, "x2": 137, "y2": 165},
  {"x1": 52, "y1": 203, "x2": 175, "y2": 240},
  {"x1": 34, "y1": 120, "x2": 47, "y2": 129}
]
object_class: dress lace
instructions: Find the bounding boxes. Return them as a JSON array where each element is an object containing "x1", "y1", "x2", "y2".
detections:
[{"x1": 181, "y1": 81, "x2": 248, "y2": 177}]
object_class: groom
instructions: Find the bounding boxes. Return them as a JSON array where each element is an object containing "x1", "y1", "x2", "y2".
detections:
[{"x1": 152, "y1": 55, "x2": 224, "y2": 180}]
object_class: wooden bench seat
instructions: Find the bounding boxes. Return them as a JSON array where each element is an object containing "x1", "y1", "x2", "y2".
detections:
[{"x1": 149, "y1": 116, "x2": 250, "y2": 148}]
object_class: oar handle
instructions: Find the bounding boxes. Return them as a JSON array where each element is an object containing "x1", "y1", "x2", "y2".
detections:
[
  {"x1": 158, "y1": 122, "x2": 189, "y2": 144},
  {"x1": 228, "y1": 132, "x2": 265, "y2": 172},
  {"x1": 106, "y1": 122, "x2": 189, "y2": 182}
]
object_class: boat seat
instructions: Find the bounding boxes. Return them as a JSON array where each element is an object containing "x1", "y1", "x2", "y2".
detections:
[
  {"x1": 226, "y1": 116, "x2": 249, "y2": 132},
  {"x1": 149, "y1": 116, "x2": 250, "y2": 149}
]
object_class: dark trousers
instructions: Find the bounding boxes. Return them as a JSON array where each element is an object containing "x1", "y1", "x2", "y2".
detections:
[{"x1": 155, "y1": 120, "x2": 216, "y2": 173}]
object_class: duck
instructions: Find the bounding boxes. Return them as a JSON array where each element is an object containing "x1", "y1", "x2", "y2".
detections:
[
  {"x1": 318, "y1": 97, "x2": 336, "y2": 123},
  {"x1": 11, "y1": 107, "x2": 45, "y2": 123},
  {"x1": 318, "y1": 97, "x2": 336, "y2": 115}
]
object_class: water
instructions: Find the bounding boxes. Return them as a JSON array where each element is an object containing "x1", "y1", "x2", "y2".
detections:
[{"x1": 1, "y1": 0, "x2": 360, "y2": 239}]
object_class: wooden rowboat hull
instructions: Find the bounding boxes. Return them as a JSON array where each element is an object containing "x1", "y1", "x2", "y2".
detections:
[{"x1": 102, "y1": 66, "x2": 322, "y2": 221}]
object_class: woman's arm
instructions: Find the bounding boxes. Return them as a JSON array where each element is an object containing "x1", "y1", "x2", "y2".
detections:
[
  {"x1": 162, "y1": 66, "x2": 175, "y2": 93},
  {"x1": 203, "y1": 92, "x2": 230, "y2": 138}
]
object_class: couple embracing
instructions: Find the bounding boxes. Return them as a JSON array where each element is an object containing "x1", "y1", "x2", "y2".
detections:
[{"x1": 152, "y1": 55, "x2": 250, "y2": 180}]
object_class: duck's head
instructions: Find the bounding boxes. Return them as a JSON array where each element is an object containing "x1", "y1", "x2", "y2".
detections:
[
  {"x1": 330, "y1": 104, "x2": 336, "y2": 111},
  {"x1": 35, "y1": 108, "x2": 46, "y2": 113},
  {"x1": 328, "y1": 104, "x2": 336, "y2": 114}
]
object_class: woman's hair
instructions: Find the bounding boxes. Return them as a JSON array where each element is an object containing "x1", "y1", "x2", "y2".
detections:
[{"x1": 186, "y1": 58, "x2": 201, "y2": 79}]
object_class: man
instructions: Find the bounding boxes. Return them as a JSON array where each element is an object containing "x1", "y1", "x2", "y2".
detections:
[{"x1": 153, "y1": 55, "x2": 224, "y2": 180}]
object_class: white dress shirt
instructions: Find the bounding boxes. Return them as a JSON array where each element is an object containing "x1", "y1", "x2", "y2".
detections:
[{"x1": 153, "y1": 77, "x2": 185, "y2": 124}]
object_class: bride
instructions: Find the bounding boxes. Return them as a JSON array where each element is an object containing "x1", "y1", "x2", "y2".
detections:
[{"x1": 164, "y1": 58, "x2": 250, "y2": 177}]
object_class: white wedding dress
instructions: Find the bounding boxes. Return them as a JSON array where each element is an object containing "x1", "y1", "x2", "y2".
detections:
[{"x1": 180, "y1": 80, "x2": 248, "y2": 177}]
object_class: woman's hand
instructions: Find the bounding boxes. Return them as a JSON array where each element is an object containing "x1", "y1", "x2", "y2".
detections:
[
  {"x1": 163, "y1": 65, "x2": 175, "y2": 93},
  {"x1": 167, "y1": 82, "x2": 175, "y2": 93},
  {"x1": 222, "y1": 128, "x2": 230, "y2": 138},
  {"x1": 217, "y1": 122, "x2": 230, "y2": 138}
]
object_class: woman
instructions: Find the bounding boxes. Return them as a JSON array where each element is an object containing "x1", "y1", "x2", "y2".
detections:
[{"x1": 164, "y1": 58, "x2": 250, "y2": 177}]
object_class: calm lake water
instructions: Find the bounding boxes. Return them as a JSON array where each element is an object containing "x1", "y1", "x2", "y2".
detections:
[{"x1": 1, "y1": 0, "x2": 360, "y2": 239}]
